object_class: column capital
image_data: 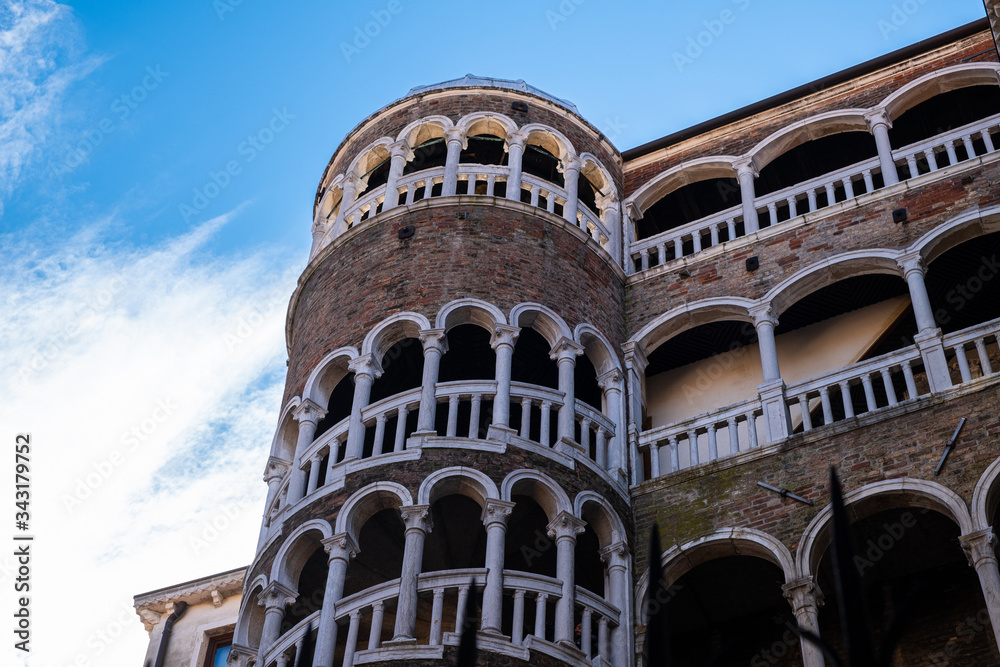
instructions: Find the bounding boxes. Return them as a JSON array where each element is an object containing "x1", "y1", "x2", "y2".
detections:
[
  {"x1": 490, "y1": 324, "x2": 521, "y2": 350},
  {"x1": 263, "y1": 457, "x2": 290, "y2": 484},
  {"x1": 749, "y1": 303, "x2": 779, "y2": 329},
  {"x1": 599, "y1": 541, "x2": 630, "y2": 571},
  {"x1": 259, "y1": 581, "x2": 298, "y2": 610},
  {"x1": 733, "y1": 156, "x2": 759, "y2": 178},
  {"x1": 505, "y1": 129, "x2": 529, "y2": 148},
  {"x1": 896, "y1": 251, "x2": 928, "y2": 279},
  {"x1": 546, "y1": 510, "x2": 587, "y2": 542},
  {"x1": 559, "y1": 155, "x2": 583, "y2": 174},
  {"x1": 597, "y1": 368, "x2": 624, "y2": 391},
  {"x1": 481, "y1": 499, "x2": 516, "y2": 528},
  {"x1": 292, "y1": 399, "x2": 327, "y2": 425},
  {"x1": 622, "y1": 341, "x2": 649, "y2": 375},
  {"x1": 625, "y1": 200, "x2": 644, "y2": 221},
  {"x1": 400, "y1": 504, "x2": 434, "y2": 534},
  {"x1": 863, "y1": 108, "x2": 893, "y2": 131},
  {"x1": 388, "y1": 140, "x2": 415, "y2": 161},
  {"x1": 443, "y1": 126, "x2": 467, "y2": 148},
  {"x1": 549, "y1": 337, "x2": 585, "y2": 363},
  {"x1": 781, "y1": 576, "x2": 824, "y2": 612},
  {"x1": 418, "y1": 328, "x2": 449, "y2": 355},
  {"x1": 960, "y1": 528, "x2": 999, "y2": 568},
  {"x1": 339, "y1": 173, "x2": 361, "y2": 194},
  {"x1": 348, "y1": 353, "x2": 384, "y2": 380},
  {"x1": 322, "y1": 532, "x2": 360, "y2": 563},
  {"x1": 228, "y1": 643, "x2": 257, "y2": 666}
]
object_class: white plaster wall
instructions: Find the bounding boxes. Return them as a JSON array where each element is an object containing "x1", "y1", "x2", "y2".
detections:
[{"x1": 155, "y1": 594, "x2": 241, "y2": 667}]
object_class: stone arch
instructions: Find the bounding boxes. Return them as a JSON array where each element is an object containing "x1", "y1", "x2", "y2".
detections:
[
  {"x1": 972, "y1": 455, "x2": 1000, "y2": 531},
  {"x1": 395, "y1": 115, "x2": 454, "y2": 148},
  {"x1": 796, "y1": 477, "x2": 974, "y2": 578},
  {"x1": 578, "y1": 151, "x2": 617, "y2": 195},
  {"x1": 574, "y1": 490, "x2": 626, "y2": 548},
  {"x1": 881, "y1": 63, "x2": 1000, "y2": 122},
  {"x1": 269, "y1": 398, "x2": 300, "y2": 462},
  {"x1": 906, "y1": 204, "x2": 1000, "y2": 266},
  {"x1": 501, "y1": 469, "x2": 571, "y2": 521},
  {"x1": 626, "y1": 156, "x2": 740, "y2": 216},
  {"x1": 763, "y1": 249, "x2": 904, "y2": 318},
  {"x1": 270, "y1": 519, "x2": 334, "y2": 589},
  {"x1": 635, "y1": 527, "x2": 795, "y2": 622},
  {"x1": 509, "y1": 302, "x2": 573, "y2": 349},
  {"x1": 301, "y1": 346, "x2": 360, "y2": 407},
  {"x1": 435, "y1": 298, "x2": 507, "y2": 333},
  {"x1": 234, "y1": 574, "x2": 268, "y2": 648},
  {"x1": 574, "y1": 323, "x2": 622, "y2": 377},
  {"x1": 334, "y1": 481, "x2": 414, "y2": 545},
  {"x1": 520, "y1": 122, "x2": 577, "y2": 161},
  {"x1": 417, "y1": 466, "x2": 499, "y2": 508},
  {"x1": 630, "y1": 297, "x2": 756, "y2": 356},
  {"x1": 748, "y1": 109, "x2": 871, "y2": 170},
  {"x1": 345, "y1": 137, "x2": 394, "y2": 180},
  {"x1": 455, "y1": 111, "x2": 518, "y2": 140},
  {"x1": 361, "y1": 312, "x2": 432, "y2": 361}
]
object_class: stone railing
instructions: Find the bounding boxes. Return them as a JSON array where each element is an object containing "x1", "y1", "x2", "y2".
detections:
[
  {"x1": 334, "y1": 163, "x2": 612, "y2": 253},
  {"x1": 943, "y1": 318, "x2": 1000, "y2": 386},
  {"x1": 261, "y1": 609, "x2": 322, "y2": 667},
  {"x1": 630, "y1": 112, "x2": 1000, "y2": 271}
]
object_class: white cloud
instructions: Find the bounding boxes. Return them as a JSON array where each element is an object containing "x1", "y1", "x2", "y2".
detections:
[
  {"x1": 0, "y1": 1, "x2": 101, "y2": 212},
  {"x1": 0, "y1": 206, "x2": 300, "y2": 666}
]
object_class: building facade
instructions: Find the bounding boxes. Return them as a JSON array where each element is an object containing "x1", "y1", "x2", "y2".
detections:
[{"x1": 141, "y1": 16, "x2": 1000, "y2": 667}]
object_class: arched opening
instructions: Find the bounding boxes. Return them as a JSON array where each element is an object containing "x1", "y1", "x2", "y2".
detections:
[
  {"x1": 362, "y1": 338, "x2": 423, "y2": 455},
  {"x1": 774, "y1": 273, "x2": 921, "y2": 427},
  {"x1": 577, "y1": 173, "x2": 599, "y2": 216},
  {"x1": 402, "y1": 138, "x2": 446, "y2": 200},
  {"x1": 315, "y1": 373, "x2": 355, "y2": 439},
  {"x1": 523, "y1": 144, "x2": 565, "y2": 187},
  {"x1": 643, "y1": 319, "x2": 761, "y2": 468},
  {"x1": 241, "y1": 585, "x2": 266, "y2": 651},
  {"x1": 574, "y1": 523, "x2": 604, "y2": 597},
  {"x1": 816, "y1": 506, "x2": 996, "y2": 664},
  {"x1": 282, "y1": 547, "x2": 328, "y2": 633},
  {"x1": 460, "y1": 134, "x2": 508, "y2": 165},
  {"x1": 755, "y1": 132, "x2": 879, "y2": 223},
  {"x1": 501, "y1": 494, "x2": 559, "y2": 642},
  {"x1": 889, "y1": 85, "x2": 1000, "y2": 168},
  {"x1": 637, "y1": 177, "x2": 742, "y2": 242},
  {"x1": 436, "y1": 324, "x2": 496, "y2": 438},
  {"x1": 510, "y1": 328, "x2": 560, "y2": 443},
  {"x1": 344, "y1": 508, "x2": 405, "y2": 597},
  {"x1": 662, "y1": 556, "x2": 798, "y2": 666},
  {"x1": 422, "y1": 495, "x2": 487, "y2": 572}
]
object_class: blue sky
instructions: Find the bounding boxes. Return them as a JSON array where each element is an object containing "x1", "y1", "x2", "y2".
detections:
[{"x1": 0, "y1": 1, "x2": 990, "y2": 665}]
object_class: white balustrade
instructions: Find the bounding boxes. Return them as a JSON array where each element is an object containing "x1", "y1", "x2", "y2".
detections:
[
  {"x1": 943, "y1": 318, "x2": 1000, "y2": 386},
  {"x1": 891, "y1": 112, "x2": 1000, "y2": 179}
]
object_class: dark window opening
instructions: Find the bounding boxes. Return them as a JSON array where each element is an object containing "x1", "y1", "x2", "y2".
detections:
[
  {"x1": 522, "y1": 145, "x2": 564, "y2": 187},
  {"x1": 574, "y1": 525, "x2": 604, "y2": 596},
  {"x1": 504, "y1": 495, "x2": 557, "y2": 578},
  {"x1": 370, "y1": 338, "x2": 424, "y2": 404},
  {"x1": 889, "y1": 85, "x2": 1000, "y2": 149},
  {"x1": 756, "y1": 131, "x2": 878, "y2": 197},
  {"x1": 356, "y1": 158, "x2": 390, "y2": 198},
  {"x1": 577, "y1": 175, "x2": 599, "y2": 215},
  {"x1": 283, "y1": 548, "x2": 328, "y2": 632},
  {"x1": 575, "y1": 352, "x2": 601, "y2": 411},
  {"x1": 637, "y1": 177, "x2": 741, "y2": 241},
  {"x1": 644, "y1": 320, "x2": 759, "y2": 379},
  {"x1": 422, "y1": 495, "x2": 488, "y2": 572},
  {"x1": 344, "y1": 508, "x2": 405, "y2": 597},
  {"x1": 511, "y1": 328, "x2": 559, "y2": 390},
  {"x1": 403, "y1": 138, "x2": 447, "y2": 175},
  {"x1": 925, "y1": 231, "x2": 1000, "y2": 335},
  {"x1": 315, "y1": 373, "x2": 356, "y2": 439},
  {"x1": 439, "y1": 324, "x2": 496, "y2": 382},
  {"x1": 460, "y1": 134, "x2": 508, "y2": 165}
]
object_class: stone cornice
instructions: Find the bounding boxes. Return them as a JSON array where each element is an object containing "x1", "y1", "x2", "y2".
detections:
[{"x1": 133, "y1": 567, "x2": 246, "y2": 617}]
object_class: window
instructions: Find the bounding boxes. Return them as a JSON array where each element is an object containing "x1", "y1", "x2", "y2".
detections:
[{"x1": 204, "y1": 633, "x2": 233, "y2": 667}]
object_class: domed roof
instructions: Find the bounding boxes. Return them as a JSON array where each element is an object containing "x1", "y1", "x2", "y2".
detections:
[{"x1": 405, "y1": 74, "x2": 579, "y2": 114}]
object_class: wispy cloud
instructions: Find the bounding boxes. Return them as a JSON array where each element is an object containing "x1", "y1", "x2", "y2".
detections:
[
  {"x1": 0, "y1": 1, "x2": 102, "y2": 212},
  {"x1": 0, "y1": 205, "x2": 300, "y2": 666}
]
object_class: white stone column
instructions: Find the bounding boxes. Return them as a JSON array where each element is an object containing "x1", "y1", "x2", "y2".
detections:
[
  {"x1": 489, "y1": 325, "x2": 521, "y2": 434},
  {"x1": 258, "y1": 457, "x2": 289, "y2": 547},
  {"x1": 597, "y1": 192, "x2": 623, "y2": 266},
  {"x1": 391, "y1": 505, "x2": 433, "y2": 643},
  {"x1": 506, "y1": 130, "x2": 528, "y2": 201},
  {"x1": 734, "y1": 157, "x2": 760, "y2": 233},
  {"x1": 332, "y1": 176, "x2": 359, "y2": 237},
  {"x1": 547, "y1": 511, "x2": 587, "y2": 646},
  {"x1": 598, "y1": 369, "x2": 625, "y2": 478},
  {"x1": 961, "y1": 529, "x2": 1000, "y2": 653},
  {"x1": 561, "y1": 156, "x2": 583, "y2": 225},
  {"x1": 313, "y1": 533, "x2": 359, "y2": 667},
  {"x1": 345, "y1": 355, "x2": 383, "y2": 461},
  {"x1": 898, "y1": 252, "x2": 952, "y2": 392},
  {"x1": 287, "y1": 399, "x2": 327, "y2": 505},
  {"x1": 382, "y1": 141, "x2": 414, "y2": 212},
  {"x1": 750, "y1": 305, "x2": 792, "y2": 442},
  {"x1": 415, "y1": 329, "x2": 448, "y2": 436},
  {"x1": 442, "y1": 127, "x2": 466, "y2": 197},
  {"x1": 600, "y1": 541, "x2": 631, "y2": 667},
  {"x1": 481, "y1": 499, "x2": 516, "y2": 634},
  {"x1": 865, "y1": 109, "x2": 899, "y2": 186},
  {"x1": 782, "y1": 577, "x2": 826, "y2": 667},
  {"x1": 257, "y1": 582, "x2": 297, "y2": 662},
  {"x1": 623, "y1": 343, "x2": 649, "y2": 485},
  {"x1": 551, "y1": 337, "x2": 585, "y2": 450}
]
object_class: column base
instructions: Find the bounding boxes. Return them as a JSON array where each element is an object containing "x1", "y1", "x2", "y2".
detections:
[
  {"x1": 914, "y1": 328, "x2": 953, "y2": 392},
  {"x1": 486, "y1": 424, "x2": 517, "y2": 443},
  {"x1": 383, "y1": 636, "x2": 418, "y2": 647},
  {"x1": 757, "y1": 379, "x2": 792, "y2": 443},
  {"x1": 554, "y1": 436, "x2": 583, "y2": 456}
]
